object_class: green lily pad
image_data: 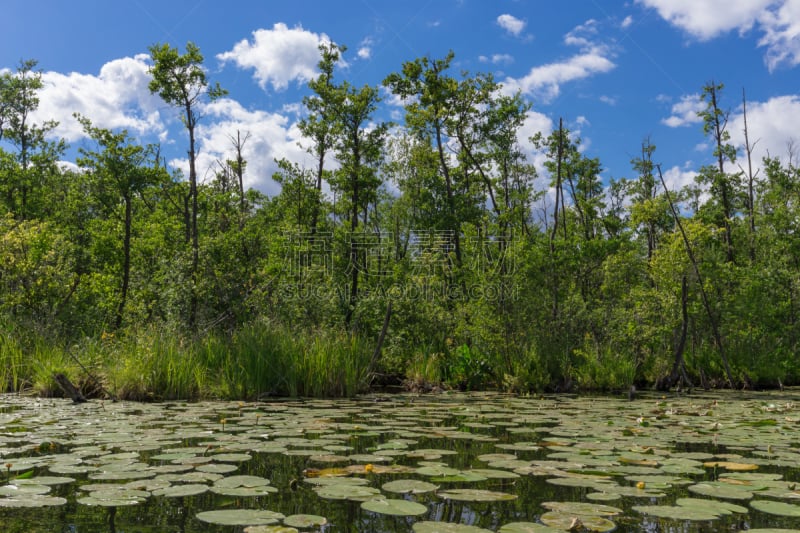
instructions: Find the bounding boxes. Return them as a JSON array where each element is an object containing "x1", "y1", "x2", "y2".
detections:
[
  {"x1": 0, "y1": 495, "x2": 67, "y2": 508},
  {"x1": 213, "y1": 474, "x2": 270, "y2": 488},
  {"x1": 412, "y1": 522, "x2": 494, "y2": 532},
  {"x1": 542, "y1": 501, "x2": 623, "y2": 516},
  {"x1": 282, "y1": 514, "x2": 328, "y2": 528},
  {"x1": 0, "y1": 483, "x2": 51, "y2": 496},
  {"x1": 152, "y1": 484, "x2": 208, "y2": 498},
  {"x1": 382, "y1": 479, "x2": 439, "y2": 494},
  {"x1": 750, "y1": 499, "x2": 800, "y2": 517},
  {"x1": 244, "y1": 527, "x2": 298, "y2": 533},
  {"x1": 361, "y1": 498, "x2": 428, "y2": 516},
  {"x1": 633, "y1": 505, "x2": 720, "y2": 520},
  {"x1": 438, "y1": 489, "x2": 517, "y2": 502},
  {"x1": 314, "y1": 484, "x2": 382, "y2": 501},
  {"x1": 498, "y1": 522, "x2": 564, "y2": 532},
  {"x1": 196, "y1": 509, "x2": 285, "y2": 526},
  {"x1": 688, "y1": 482, "x2": 754, "y2": 500},
  {"x1": 539, "y1": 512, "x2": 616, "y2": 532}
]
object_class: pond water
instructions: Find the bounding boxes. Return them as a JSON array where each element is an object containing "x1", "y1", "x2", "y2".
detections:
[{"x1": 1, "y1": 390, "x2": 800, "y2": 532}]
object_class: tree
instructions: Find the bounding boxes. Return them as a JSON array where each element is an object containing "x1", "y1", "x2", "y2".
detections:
[
  {"x1": 76, "y1": 116, "x2": 163, "y2": 329},
  {"x1": 148, "y1": 42, "x2": 227, "y2": 327},
  {"x1": 329, "y1": 81, "x2": 387, "y2": 327},
  {"x1": 0, "y1": 59, "x2": 66, "y2": 219},
  {"x1": 384, "y1": 52, "x2": 465, "y2": 265},
  {"x1": 696, "y1": 81, "x2": 739, "y2": 263},
  {"x1": 299, "y1": 42, "x2": 344, "y2": 235}
]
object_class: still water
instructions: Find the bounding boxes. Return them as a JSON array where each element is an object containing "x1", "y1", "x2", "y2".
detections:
[{"x1": 1, "y1": 391, "x2": 800, "y2": 532}]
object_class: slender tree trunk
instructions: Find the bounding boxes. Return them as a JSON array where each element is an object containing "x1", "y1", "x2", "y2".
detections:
[
  {"x1": 115, "y1": 194, "x2": 132, "y2": 329},
  {"x1": 186, "y1": 107, "x2": 199, "y2": 328},
  {"x1": 657, "y1": 165, "x2": 743, "y2": 388}
]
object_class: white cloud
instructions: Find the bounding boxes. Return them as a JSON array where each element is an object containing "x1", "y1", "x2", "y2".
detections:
[
  {"x1": 502, "y1": 53, "x2": 615, "y2": 102},
  {"x1": 599, "y1": 95, "x2": 617, "y2": 105},
  {"x1": 758, "y1": 0, "x2": 800, "y2": 70},
  {"x1": 479, "y1": 54, "x2": 514, "y2": 65},
  {"x1": 661, "y1": 165, "x2": 701, "y2": 194},
  {"x1": 729, "y1": 95, "x2": 800, "y2": 167},
  {"x1": 169, "y1": 98, "x2": 311, "y2": 196},
  {"x1": 357, "y1": 47, "x2": 372, "y2": 60},
  {"x1": 636, "y1": 0, "x2": 772, "y2": 40},
  {"x1": 217, "y1": 23, "x2": 330, "y2": 91},
  {"x1": 31, "y1": 54, "x2": 165, "y2": 142},
  {"x1": 621, "y1": 15, "x2": 634, "y2": 29},
  {"x1": 497, "y1": 14, "x2": 526, "y2": 36},
  {"x1": 501, "y1": 19, "x2": 615, "y2": 102},
  {"x1": 637, "y1": 0, "x2": 800, "y2": 70},
  {"x1": 662, "y1": 94, "x2": 704, "y2": 127}
]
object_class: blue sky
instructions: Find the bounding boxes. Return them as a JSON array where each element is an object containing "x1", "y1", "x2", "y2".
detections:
[{"x1": 2, "y1": 0, "x2": 799, "y2": 200}]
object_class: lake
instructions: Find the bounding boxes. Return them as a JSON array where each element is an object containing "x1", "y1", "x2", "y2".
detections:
[{"x1": 1, "y1": 390, "x2": 800, "y2": 532}]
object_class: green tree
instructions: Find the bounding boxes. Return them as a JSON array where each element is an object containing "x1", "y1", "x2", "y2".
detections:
[
  {"x1": 76, "y1": 116, "x2": 165, "y2": 329},
  {"x1": 148, "y1": 41, "x2": 227, "y2": 328}
]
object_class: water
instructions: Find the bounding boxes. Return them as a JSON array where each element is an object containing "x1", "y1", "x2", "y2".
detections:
[{"x1": 1, "y1": 391, "x2": 800, "y2": 532}]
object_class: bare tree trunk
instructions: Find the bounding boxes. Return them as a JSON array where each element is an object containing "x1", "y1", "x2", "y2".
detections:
[{"x1": 657, "y1": 165, "x2": 743, "y2": 388}]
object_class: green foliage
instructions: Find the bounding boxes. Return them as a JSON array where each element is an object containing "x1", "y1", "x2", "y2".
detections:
[{"x1": 2, "y1": 56, "x2": 799, "y2": 396}]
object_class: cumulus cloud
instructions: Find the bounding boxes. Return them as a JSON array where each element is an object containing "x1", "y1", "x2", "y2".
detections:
[
  {"x1": 497, "y1": 14, "x2": 526, "y2": 36},
  {"x1": 478, "y1": 54, "x2": 514, "y2": 65},
  {"x1": 501, "y1": 19, "x2": 615, "y2": 102},
  {"x1": 31, "y1": 54, "x2": 165, "y2": 142},
  {"x1": 168, "y1": 97, "x2": 311, "y2": 196},
  {"x1": 637, "y1": 0, "x2": 800, "y2": 70},
  {"x1": 729, "y1": 95, "x2": 800, "y2": 166},
  {"x1": 621, "y1": 15, "x2": 634, "y2": 29},
  {"x1": 217, "y1": 23, "x2": 331, "y2": 91},
  {"x1": 662, "y1": 94, "x2": 704, "y2": 127}
]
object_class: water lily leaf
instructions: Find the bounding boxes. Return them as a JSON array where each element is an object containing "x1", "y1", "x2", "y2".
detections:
[
  {"x1": 382, "y1": 479, "x2": 439, "y2": 494},
  {"x1": 633, "y1": 504, "x2": 720, "y2": 520},
  {"x1": 412, "y1": 522, "x2": 494, "y2": 532},
  {"x1": 498, "y1": 522, "x2": 564, "y2": 532},
  {"x1": 750, "y1": 499, "x2": 800, "y2": 517},
  {"x1": 210, "y1": 453, "x2": 252, "y2": 463},
  {"x1": 213, "y1": 474, "x2": 270, "y2": 488},
  {"x1": 196, "y1": 509, "x2": 285, "y2": 526},
  {"x1": 0, "y1": 483, "x2": 50, "y2": 496},
  {"x1": 361, "y1": 498, "x2": 428, "y2": 516},
  {"x1": 0, "y1": 495, "x2": 67, "y2": 508},
  {"x1": 704, "y1": 461, "x2": 759, "y2": 471},
  {"x1": 152, "y1": 484, "x2": 208, "y2": 498},
  {"x1": 244, "y1": 527, "x2": 298, "y2": 533},
  {"x1": 675, "y1": 497, "x2": 747, "y2": 515},
  {"x1": 314, "y1": 484, "x2": 381, "y2": 501},
  {"x1": 542, "y1": 501, "x2": 623, "y2": 516},
  {"x1": 416, "y1": 465, "x2": 460, "y2": 477},
  {"x1": 282, "y1": 514, "x2": 327, "y2": 528},
  {"x1": 438, "y1": 489, "x2": 517, "y2": 502},
  {"x1": 688, "y1": 482, "x2": 754, "y2": 500},
  {"x1": 539, "y1": 512, "x2": 616, "y2": 532},
  {"x1": 431, "y1": 471, "x2": 488, "y2": 483}
]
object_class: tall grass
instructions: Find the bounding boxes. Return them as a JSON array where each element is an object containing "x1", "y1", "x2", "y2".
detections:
[{"x1": 215, "y1": 322, "x2": 372, "y2": 398}]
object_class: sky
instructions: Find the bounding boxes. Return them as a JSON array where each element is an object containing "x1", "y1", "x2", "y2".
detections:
[{"x1": 2, "y1": 0, "x2": 799, "y2": 199}]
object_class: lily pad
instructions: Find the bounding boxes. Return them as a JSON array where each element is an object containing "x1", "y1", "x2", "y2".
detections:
[
  {"x1": 412, "y1": 522, "x2": 494, "y2": 532},
  {"x1": 282, "y1": 514, "x2": 328, "y2": 528},
  {"x1": 382, "y1": 479, "x2": 439, "y2": 494},
  {"x1": 361, "y1": 498, "x2": 428, "y2": 516},
  {"x1": 539, "y1": 512, "x2": 616, "y2": 532},
  {"x1": 0, "y1": 495, "x2": 67, "y2": 508},
  {"x1": 750, "y1": 499, "x2": 800, "y2": 517},
  {"x1": 196, "y1": 509, "x2": 285, "y2": 526},
  {"x1": 438, "y1": 489, "x2": 517, "y2": 502},
  {"x1": 152, "y1": 484, "x2": 208, "y2": 498}
]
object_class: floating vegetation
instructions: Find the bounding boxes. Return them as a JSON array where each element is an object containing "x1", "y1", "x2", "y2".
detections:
[{"x1": 1, "y1": 391, "x2": 800, "y2": 531}]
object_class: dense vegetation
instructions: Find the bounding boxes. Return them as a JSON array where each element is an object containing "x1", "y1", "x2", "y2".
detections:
[{"x1": 1, "y1": 44, "x2": 798, "y2": 399}]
